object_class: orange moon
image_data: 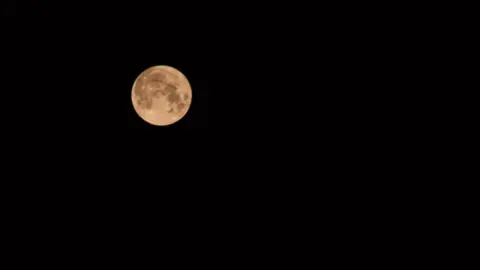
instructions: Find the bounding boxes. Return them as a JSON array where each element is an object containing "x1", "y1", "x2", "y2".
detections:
[{"x1": 131, "y1": 65, "x2": 192, "y2": 126}]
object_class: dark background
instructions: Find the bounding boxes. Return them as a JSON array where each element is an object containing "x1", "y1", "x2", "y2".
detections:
[
  {"x1": 1, "y1": 1, "x2": 230, "y2": 188},
  {"x1": 1, "y1": 2, "x2": 438, "y2": 166},
  {"x1": 1, "y1": 3, "x2": 448, "y2": 257},
  {"x1": 2, "y1": 1, "x2": 212, "y2": 131},
  {"x1": 2, "y1": 1, "x2": 411, "y2": 131}
]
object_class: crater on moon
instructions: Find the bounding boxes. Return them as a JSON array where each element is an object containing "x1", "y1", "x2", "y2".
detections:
[{"x1": 132, "y1": 65, "x2": 192, "y2": 126}]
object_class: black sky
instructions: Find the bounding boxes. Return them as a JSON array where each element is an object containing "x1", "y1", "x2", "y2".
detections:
[
  {"x1": 2, "y1": 1, "x2": 212, "y2": 132},
  {"x1": 1, "y1": 1, "x2": 436, "y2": 214},
  {"x1": 2, "y1": 1, "x2": 424, "y2": 146}
]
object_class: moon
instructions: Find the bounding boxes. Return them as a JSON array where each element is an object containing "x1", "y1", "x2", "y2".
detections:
[{"x1": 131, "y1": 65, "x2": 192, "y2": 126}]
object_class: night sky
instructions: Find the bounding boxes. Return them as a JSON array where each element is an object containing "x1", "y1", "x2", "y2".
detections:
[
  {"x1": 2, "y1": 1, "x2": 211, "y2": 131},
  {"x1": 1, "y1": 2, "x2": 429, "y2": 231},
  {"x1": 1, "y1": 2, "x2": 415, "y2": 148}
]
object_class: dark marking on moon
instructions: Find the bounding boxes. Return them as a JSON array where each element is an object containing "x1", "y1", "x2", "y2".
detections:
[
  {"x1": 167, "y1": 92, "x2": 181, "y2": 104},
  {"x1": 150, "y1": 72, "x2": 166, "y2": 82},
  {"x1": 137, "y1": 96, "x2": 152, "y2": 110},
  {"x1": 164, "y1": 84, "x2": 177, "y2": 94}
]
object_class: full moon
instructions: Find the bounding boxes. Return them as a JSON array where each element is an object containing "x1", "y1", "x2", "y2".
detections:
[{"x1": 131, "y1": 65, "x2": 192, "y2": 126}]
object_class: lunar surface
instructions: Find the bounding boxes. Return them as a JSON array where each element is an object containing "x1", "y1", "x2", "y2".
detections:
[{"x1": 132, "y1": 65, "x2": 192, "y2": 126}]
